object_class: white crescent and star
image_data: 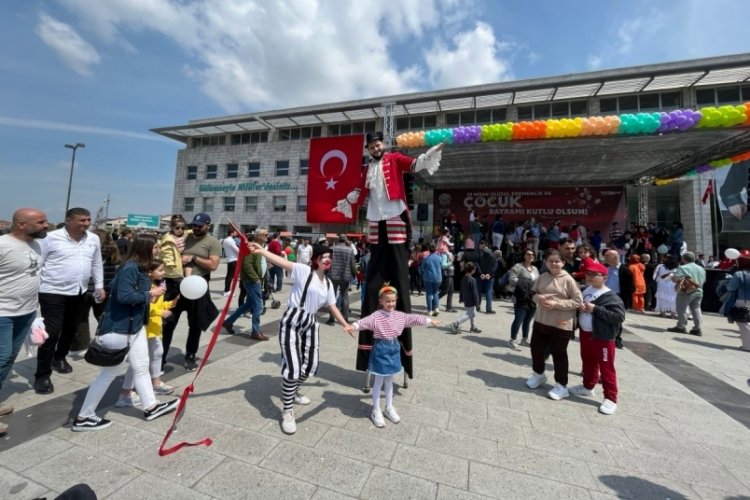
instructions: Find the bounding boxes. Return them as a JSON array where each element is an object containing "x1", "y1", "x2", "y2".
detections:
[{"x1": 320, "y1": 149, "x2": 348, "y2": 190}]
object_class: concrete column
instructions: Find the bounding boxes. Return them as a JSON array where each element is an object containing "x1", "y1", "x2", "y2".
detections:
[{"x1": 678, "y1": 177, "x2": 713, "y2": 257}]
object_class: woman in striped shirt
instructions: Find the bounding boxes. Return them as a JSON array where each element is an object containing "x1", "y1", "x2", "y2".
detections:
[{"x1": 347, "y1": 285, "x2": 439, "y2": 428}]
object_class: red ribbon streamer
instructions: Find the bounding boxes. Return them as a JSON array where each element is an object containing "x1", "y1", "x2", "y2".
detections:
[{"x1": 158, "y1": 222, "x2": 248, "y2": 456}]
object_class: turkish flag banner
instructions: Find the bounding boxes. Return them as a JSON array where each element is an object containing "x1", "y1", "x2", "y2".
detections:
[{"x1": 307, "y1": 134, "x2": 365, "y2": 223}]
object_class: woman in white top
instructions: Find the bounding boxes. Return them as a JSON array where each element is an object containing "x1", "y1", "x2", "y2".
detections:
[
  {"x1": 247, "y1": 242, "x2": 353, "y2": 435},
  {"x1": 653, "y1": 254, "x2": 679, "y2": 318}
]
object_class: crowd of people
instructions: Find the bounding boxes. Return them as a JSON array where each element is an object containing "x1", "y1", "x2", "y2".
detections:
[{"x1": 1, "y1": 132, "x2": 746, "y2": 437}]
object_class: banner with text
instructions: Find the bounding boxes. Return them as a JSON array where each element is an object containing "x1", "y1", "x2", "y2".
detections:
[{"x1": 434, "y1": 186, "x2": 627, "y2": 234}]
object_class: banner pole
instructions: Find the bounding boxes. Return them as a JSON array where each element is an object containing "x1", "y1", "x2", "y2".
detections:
[{"x1": 711, "y1": 176, "x2": 720, "y2": 259}]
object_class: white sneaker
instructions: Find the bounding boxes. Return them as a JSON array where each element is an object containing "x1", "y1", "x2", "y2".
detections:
[
  {"x1": 547, "y1": 383, "x2": 570, "y2": 400},
  {"x1": 508, "y1": 339, "x2": 518, "y2": 350},
  {"x1": 520, "y1": 338, "x2": 531, "y2": 347},
  {"x1": 370, "y1": 408, "x2": 385, "y2": 428},
  {"x1": 526, "y1": 372, "x2": 547, "y2": 389},
  {"x1": 599, "y1": 399, "x2": 618, "y2": 415},
  {"x1": 281, "y1": 410, "x2": 296, "y2": 434},
  {"x1": 569, "y1": 384, "x2": 596, "y2": 397},
  {"x1": 383, "y1": 406, "x2": 400, "y2": 424},
  {"x1": 293, "y1": 394, "x2": 311, "y2": 405},
  {"x1": 115, "y1": 392, "x2": 141, "y2": 408}
]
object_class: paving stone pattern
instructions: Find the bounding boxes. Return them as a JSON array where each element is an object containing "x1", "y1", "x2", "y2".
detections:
[{"x1": 1, "y1": 263, "x2": 749, "y2": 499}]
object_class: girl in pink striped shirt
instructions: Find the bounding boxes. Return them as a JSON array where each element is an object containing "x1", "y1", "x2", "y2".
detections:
[{"x1": 347, "y1": 285, "x2": 439, "y2": 428}]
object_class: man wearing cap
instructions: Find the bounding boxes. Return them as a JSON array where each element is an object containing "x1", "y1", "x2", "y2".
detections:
[
  {"x1": 161, "y1": 213, "x2": 221, "y2": 371},
  {"x1": 667, "y1": 252, "x2": 706, "y2": 336},
  {"x1": 334, "y1": 131, "x2": 444, "y2": 379},
  {"x1": 569, "y1": 259, "x2": 625, "y2": 415}
]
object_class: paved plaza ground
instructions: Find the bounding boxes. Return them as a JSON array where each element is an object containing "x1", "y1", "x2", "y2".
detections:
[{"x1": 1, "y1": 262, "x2": 749, "y2": 499}]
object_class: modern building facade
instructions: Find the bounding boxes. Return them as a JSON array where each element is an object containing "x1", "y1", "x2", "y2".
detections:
[{"x1": 153, "y1": 53, "x2": 750, "y2": 254}]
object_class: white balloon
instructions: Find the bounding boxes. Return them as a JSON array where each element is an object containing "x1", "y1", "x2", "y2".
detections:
[
  {"x1": 657, "y1": 245, "x2": 668, "y2": 254},
  {"x1": 725, "y1": 248, "x2": 741, "y2": 260},
  {"x1": 180, "y1": 275, "x2": 208, "y2": 300}
]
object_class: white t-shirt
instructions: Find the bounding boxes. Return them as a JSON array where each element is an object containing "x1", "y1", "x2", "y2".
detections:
[
  {"x1": 579, "y1": 285, "x2": 610, "y2": 331},
  {"x1": 222, "y1": 237, "x2": 239, "y2": 262},
  {"x1": 297, "y1": 244, "x2": 312, "y2": 265},
  {"x1": 0, "y1": 234, "x2": 43, "y2": 316},
  {"x1": 287, "y1": 263, "x2": 335, "y2": 314}
]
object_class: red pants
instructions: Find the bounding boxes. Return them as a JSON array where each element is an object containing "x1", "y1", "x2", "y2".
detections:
[{"x1": 579, "y1": 329, "x2": 618, "y2": 403}]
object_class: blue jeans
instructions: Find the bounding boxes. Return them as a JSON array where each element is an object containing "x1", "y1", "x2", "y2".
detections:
[
  {"x1": 0, "y1": 312, "x2": 36, "y2": 391},
  {"x1": 424, "y1": 280, "x2": 441, "y2": 311},
  {"x1": 479, "y1": 278, "x2": 494, "y2": 312},
  {"x1": 269, "y1": 266, "x2": 284, "y2": 291},
  {"x1": 510, "y1": 305, "x2": 534, "y2": 340},
  {"x1": 225, "y1": 281, "x2": 263, "y2": 333}
]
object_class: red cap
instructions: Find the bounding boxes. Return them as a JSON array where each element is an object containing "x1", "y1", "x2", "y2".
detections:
[{"x1": 581, "y1": 257, "x2": 608, "y2": 276}]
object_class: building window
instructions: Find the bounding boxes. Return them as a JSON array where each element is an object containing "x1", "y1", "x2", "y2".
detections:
[
  {"x1": 273, "y1": 196, "x2": 287, "y2": 212},
  {"x1": 297, "y1": 196, "x2": 307, "y2": 211},
  {"x1": 191, "y1": 135, "x2": 226, "y2": 148},
  {"x1": 206, "y1": 165, "x2": 218, "y2": 179},
  {"x1": 223, "y1": 197, "x2": 236, "y2": 212},
  {"x1": 569, "y1": 101, "x2": 588, "y2": 116},
  {"x1": 329, "y1": 121, "x2": 376, "y2": 136},
  {"x1": 247, "y1": 162, "x2": 260, "y2": 177},
  {"x1": 186, "y1": 165, "x2": 197, "y2": 180},
  {"x1": 231, "y1": 131, "x2": 268, "y2": 144},
  {"x1": 599, "y1": 98, "x2": 617, "y2": 114},
  {"x1": 533, "y1": 104, "x2": 550, "y2": 119},
  {"x1": 717, "y1": 86, "x2": 741, "y2": 104},
  {"x1": 203, "y1": 197, "x2": 214, "y2": 212},
  {"x1": 618, "y1": 95, "x2": 638, "y2": 112},
  {"x1": 299, "y1": 159, "x2": 308, "y2": 176},
  {"x1": 639, "y1": 93, "x2": 660, "y2": 111},
  {"x1": 517, "y1": 106, "x2": 533, "y2": 120},
  {"x1": 661, "y1": 91, "x2": 681, "y2": 109},
  {"x1": 294, "y1": 225, "x2": 313, "y2": 234},
  {"x1": 475, "y1": 109, "x2": 492, "y2": 124},
  {"x1": 226, "y1": 163, "x2": 238, "y2": 178},
  {"x1": 244, "y1": 196, "x2": 258, "y2": 212},
  {"x1": 184, "y1": 197, "x2": 195, "y2": 212},
  {"x1": 695, "y1": 88, "x2": 715, "y2": 106},
  {"x1": 394, "y1": 115, "x2": 439, "y2": 131},
  {"x1": 276, "y1": 160, "x2": 289, "y2": 176},
  {"x1": 279, "y1": 126, "x2": 321, "y2": 141}
]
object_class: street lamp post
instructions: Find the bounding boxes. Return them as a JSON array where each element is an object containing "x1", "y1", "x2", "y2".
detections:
[{"x1": 64, "y1": 143, "x2": 85, "y2": 215}]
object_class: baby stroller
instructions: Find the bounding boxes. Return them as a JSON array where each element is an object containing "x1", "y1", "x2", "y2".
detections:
[{"x1": 263, "y1": 278, "x2": 282, "y2": 309}]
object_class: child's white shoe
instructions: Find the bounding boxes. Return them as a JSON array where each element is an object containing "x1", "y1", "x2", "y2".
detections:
[
  {"x1": 370, "y1": 408, "x2": 385, "y2": 428},
  {"x1": 383, "y1": 406, "x2": 400, "y2": 424}
]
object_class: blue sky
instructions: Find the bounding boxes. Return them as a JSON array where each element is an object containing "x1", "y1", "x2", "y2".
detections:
[{"x1": 2, "y1": 0, "x2": 750, "y2": 223}]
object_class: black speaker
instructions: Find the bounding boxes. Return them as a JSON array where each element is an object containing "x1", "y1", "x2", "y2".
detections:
[{"x1": 416, "y1": 203, "x2": 429, "y2": 221}]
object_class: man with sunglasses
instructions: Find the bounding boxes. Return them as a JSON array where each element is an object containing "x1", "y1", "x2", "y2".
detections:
[{"x1": 161, "y1": 213, "x2": 221, "y2": 371}]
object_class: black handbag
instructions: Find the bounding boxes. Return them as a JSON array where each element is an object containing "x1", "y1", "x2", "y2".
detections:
[
  {"x1": 84, "y1": 337, "x2": 130, "y2": 367},
  {"x1": 730, "y1": 305, "x2": 750, "y2": 323}
]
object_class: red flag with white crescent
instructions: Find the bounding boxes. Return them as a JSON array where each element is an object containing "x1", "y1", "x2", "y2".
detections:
[{"x1": 307, "y1": 134, "x2": 365, "y2": 223}]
